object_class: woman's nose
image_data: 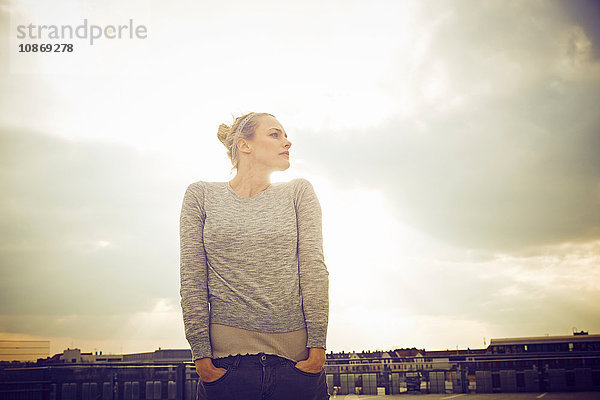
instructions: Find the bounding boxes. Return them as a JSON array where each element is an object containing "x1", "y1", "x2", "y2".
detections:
[{"x1": 285, "y1": 139, "x2": 292, "y2": 149}]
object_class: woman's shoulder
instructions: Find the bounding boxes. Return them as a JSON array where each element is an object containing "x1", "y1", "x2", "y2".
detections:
[
  {"x1": 281, "y1": 177, "x2": 313, "y2": 188},
  {"x1": 184, "y1": 179, "x2": 314, "y2": 198},
  {"x1": 276, "y1": 178, "x2": 317, "y2": 204},
  {"x1": 272, "y1": 178, "x2": 314, "y2": 193},
  {"x1": 185, "y1": 180, "x2": 227, "y2": 189},
  {"x1": 292, "y1": 177, "x2": 316, "y2": 192},
  {"x1": 183, "y1": 180, "x2": 228, "y2": 199},
  {"x1": 184, "y1": 180, "x2": 204, "y2": 193},
  {"x1": 292, "y1": 177, "x2": 312, "y2": 186}
]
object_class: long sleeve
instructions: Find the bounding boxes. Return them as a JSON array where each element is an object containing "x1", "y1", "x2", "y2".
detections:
[
  {"x1": 295, "y1": 179, "x2": 329, "y2": 349},
  {"x1": 179, "y1": 182, "x2": 212, "y2": 361}
]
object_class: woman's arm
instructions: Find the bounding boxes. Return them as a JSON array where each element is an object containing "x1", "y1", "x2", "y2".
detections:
[
  {"x1": 295, "y1": 179, "x2": 329, "y2": 367},
  {"x1": 180, "y1": 182, "x2": 227, "y2": 381},
  {"x1": 179, "y1": 182, "x2": 213, "y2": 362}
]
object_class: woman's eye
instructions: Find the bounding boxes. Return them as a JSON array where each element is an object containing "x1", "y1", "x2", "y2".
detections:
[{"x1": 270, "y1": 132, "x2": 278, "y2": 137}]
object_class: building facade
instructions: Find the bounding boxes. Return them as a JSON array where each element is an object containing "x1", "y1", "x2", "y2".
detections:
[{"x1": 1, "y1": 332, "x2": 599, "y2": 398}]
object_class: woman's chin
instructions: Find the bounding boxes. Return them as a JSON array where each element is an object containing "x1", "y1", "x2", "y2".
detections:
[{"x1": 277, "y1": 161, "x2": 291, "y2": 171}]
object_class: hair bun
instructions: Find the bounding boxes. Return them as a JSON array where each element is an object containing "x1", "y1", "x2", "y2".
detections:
[{"x1": 217, "y1": 123, "x2": 232, "y2": 147}]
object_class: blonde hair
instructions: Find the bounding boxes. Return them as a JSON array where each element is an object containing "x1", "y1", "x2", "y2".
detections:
[{"x1": 217, "y1": 112, "x2": 274, "y2": 171}]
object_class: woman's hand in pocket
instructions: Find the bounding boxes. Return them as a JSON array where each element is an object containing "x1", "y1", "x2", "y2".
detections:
[
  {"x1": 295, "y1": 347, "x2": 325, "y2": 373},
  {"x1": 194, "y1": 358, "x2": 227, "y2": 382}
]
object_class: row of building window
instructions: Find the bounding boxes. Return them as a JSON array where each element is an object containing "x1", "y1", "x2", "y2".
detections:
[
  {"x1": 472, "y1": 357, "x2": 600, "y2": 371},
  {"x1": 491, "y1": 342, "x2": 600, "y2": 354},
  {"x1": 336, "y1": 364, "x2": 434, "y2": 372}
]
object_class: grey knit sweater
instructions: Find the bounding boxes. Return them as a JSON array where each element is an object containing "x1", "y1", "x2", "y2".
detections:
[{"x1": 179, "y1": 178, "x2": 329, "y2": 361}]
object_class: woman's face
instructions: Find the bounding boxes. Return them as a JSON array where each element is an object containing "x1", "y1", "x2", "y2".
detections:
[{"x1": 246, "y1": 115, "x2": 292, "y2": 172}]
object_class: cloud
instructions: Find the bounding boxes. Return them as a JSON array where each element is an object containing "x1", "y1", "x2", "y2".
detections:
[
  {"x1": 0, "y1": 126, "x2": 186, "y2": 319},
  {"x1": 561, "y1": 0, "x2": 600, "y2": 59},
  {"x1": 317, "y1": 180, "x2": 600, "y2": 352},
  {"x1": 296, "y1": 0, "x2": 600, "y2": 252},
  {"x1": 325, "y1": 235, "x2": 600, "y2": 352},
  {"x1": 0, "y1": 298, "x2": 187, "y2": 356},
  {"x1": 1, "y1": 0, "x2": 599, "y2": 356}
]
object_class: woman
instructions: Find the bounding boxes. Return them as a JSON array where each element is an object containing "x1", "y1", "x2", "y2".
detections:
[{"x1": 179, "y1": 112, "x2": 330, "y2": 400}]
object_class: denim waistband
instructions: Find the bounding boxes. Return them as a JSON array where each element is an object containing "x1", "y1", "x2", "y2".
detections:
[{"x1": 214, "y1": 353, "x2": 291, "y2": 369}]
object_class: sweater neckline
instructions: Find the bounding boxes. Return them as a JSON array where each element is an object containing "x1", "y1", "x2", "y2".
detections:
[{"x1": 226, "y1": 181, "x2": 272, "y2": 200}]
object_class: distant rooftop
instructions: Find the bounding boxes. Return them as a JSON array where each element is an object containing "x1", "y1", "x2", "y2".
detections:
[{"x1": 491, "y1": 333, "x2": 600, "y2": 345}]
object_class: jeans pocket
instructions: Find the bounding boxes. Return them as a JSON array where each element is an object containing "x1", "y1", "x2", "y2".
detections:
[
  {"x1": 201, "y1": 367, "x2": 231, "y2": 386},
  {"x1": 289, "y1": 360, "x2": 323, "y2": 377}
]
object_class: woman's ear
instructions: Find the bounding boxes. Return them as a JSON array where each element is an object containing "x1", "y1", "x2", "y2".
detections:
[{"x1": 237, "y1": 138, "x2": 252, "y2": 154}]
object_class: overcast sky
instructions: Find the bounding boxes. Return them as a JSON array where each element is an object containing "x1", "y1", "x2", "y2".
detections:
[{"x1": 1, "y1": 0, "x2": 599, "y2": 359}]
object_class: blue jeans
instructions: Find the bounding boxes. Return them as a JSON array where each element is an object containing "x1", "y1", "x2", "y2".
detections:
[{"x1": 196, "y1": 353, "x2": 329, "y2": 400}]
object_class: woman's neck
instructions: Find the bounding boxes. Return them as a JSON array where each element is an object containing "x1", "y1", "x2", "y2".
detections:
[{"x1": 229, "y1": 172, "x2": 271, "y2": 198}]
